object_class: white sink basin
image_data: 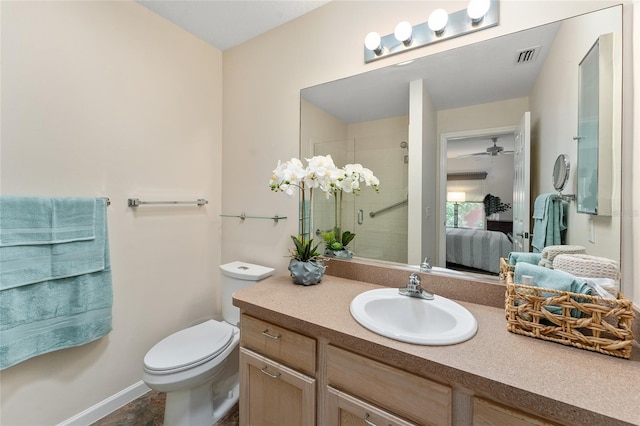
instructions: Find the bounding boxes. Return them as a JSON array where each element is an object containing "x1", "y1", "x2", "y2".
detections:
[
  {"x1": 409, "y1": 266, "x2": 466, "y2": 276},
  {"x1": 350, "y1": 288, "x2": 478, "y2": 345}
]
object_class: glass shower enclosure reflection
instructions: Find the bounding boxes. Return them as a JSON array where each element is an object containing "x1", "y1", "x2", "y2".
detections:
[{"x1": 312, "y1": 132, "x2": 409, "y2": 263}]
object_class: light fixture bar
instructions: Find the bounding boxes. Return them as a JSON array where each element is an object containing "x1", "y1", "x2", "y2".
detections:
[{"x1": 364, "y1": 0, "x2": 499, "y2": 63}]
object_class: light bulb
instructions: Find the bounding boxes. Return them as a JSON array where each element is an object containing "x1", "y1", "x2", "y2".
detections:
[
  {"x1": 467, "y1": 0, "x2": 491, "y2": 24},
  {"x1": 428, "y1": 9, "x2": 449, "y2": 35},
  {"x1": 394, "y1": 21, "x2": 413, "y2": 45},
  {"x1": 364, "y1": 32, "x2": 383, "y2": 54}
]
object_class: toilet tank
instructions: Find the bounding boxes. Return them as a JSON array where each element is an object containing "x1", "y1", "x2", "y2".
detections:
[{"x1": 220, "y1": 261, "x2": 274, "y2": 326}]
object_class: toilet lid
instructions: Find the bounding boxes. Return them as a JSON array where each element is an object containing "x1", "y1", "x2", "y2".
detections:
[{"x1": 144, "y1": 320, "x2": 234, "y2": 372}]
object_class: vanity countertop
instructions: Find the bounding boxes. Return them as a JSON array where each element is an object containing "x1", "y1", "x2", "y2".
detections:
[{"x1": 233, "y1": 274, "x2": 640, "y2": 426}]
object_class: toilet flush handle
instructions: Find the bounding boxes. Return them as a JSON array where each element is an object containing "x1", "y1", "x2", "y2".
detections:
[{"x1": 262, "y1": 329, "x2": 281, "y2": 340}]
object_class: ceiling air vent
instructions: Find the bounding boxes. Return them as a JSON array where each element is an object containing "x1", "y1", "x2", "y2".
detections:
[{"x1": 515, "y1": 46, "x2": 540, "y2": 64}]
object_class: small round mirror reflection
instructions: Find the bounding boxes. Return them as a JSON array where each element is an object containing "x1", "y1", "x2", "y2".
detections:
[{"x1": 552, "y1": 154, "x2": 570, "y2": 192}]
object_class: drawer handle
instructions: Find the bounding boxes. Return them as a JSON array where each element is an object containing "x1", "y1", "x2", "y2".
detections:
[
  {"x1": 363, "y1": 413, "x2": 377, "y2": 426},
  {"x1": 260, "y1": 366, "x2": 281, "y2": 379},
  {"x1": 262, "y1": 329, "x2": 281, "y2": 340}
]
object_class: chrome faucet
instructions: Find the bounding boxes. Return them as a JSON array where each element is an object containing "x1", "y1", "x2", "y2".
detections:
[
  {"x1": 399, "y1": 273, "x2": 434, "y2": 300},
  {"x1": 420, "y1": 257, "x2": 432, "y2": 272}
]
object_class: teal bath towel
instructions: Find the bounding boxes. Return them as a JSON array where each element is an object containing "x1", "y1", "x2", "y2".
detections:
[
  {"x1": 507, "y1": 252, "x2": 542, "y2": 265},
  {"x1": 0, "y1": 270, "x2": 113, "y2": 370},
  {"x1": 531, "y1": 194, "x2": 568, "y2": 253},
  {"x1": 514, "y1": 262, "x2": 591, "y2": 317},
  {"x1": 0, "y1": 198, "x2": 112, "y2": 370},
  {"x1": 0, "y1": 198, "x2": 107, "y2": 290},
  {"x1": 0, "y1": 196, "x2": 96, "y2": 246}
]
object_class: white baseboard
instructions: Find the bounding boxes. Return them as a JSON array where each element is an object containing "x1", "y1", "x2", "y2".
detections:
[{"x1": 58, "y1": 381, "x2": 152, "y2": 426}]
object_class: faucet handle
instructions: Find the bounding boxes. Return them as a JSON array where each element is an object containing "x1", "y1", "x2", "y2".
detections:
[
  {"x1": 408, "y1": 273, "x2": 421, "y2": 290},
  {"x1": 420, "y1": 257, "x2": 432, "y2": 271}
]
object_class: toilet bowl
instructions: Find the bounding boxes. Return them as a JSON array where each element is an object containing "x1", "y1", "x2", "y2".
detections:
[{"x1": 142, "y1": 261, "x2": 274, "y2": 426}]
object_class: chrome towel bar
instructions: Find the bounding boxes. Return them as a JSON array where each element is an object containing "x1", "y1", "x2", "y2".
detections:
[
  {"x1": 127, "y1": 198, "x2": 208, "y2": 207},
  {"x1": 220, "y1": 213, "x2": 285, "y2": 223}
]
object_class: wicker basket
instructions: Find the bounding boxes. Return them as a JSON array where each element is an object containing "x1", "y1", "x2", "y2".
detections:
[
  {"x1": 505, "y1": 272, "x2": 635, "y2": 359},
  {"x1": 499, "y1": 257, "x2": 514, "y2": 281}
]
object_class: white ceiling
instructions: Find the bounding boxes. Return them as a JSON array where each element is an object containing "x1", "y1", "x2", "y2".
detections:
[{"x1": 136, "y1": 0, "x2": 330, "y2": 51}]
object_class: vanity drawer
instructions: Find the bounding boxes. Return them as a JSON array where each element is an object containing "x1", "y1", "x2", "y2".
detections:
[
  {"x1": 473, "y1": 398, "x2": 558, "y2": 426},
  {"x1": 327, "y1": 345, "x2": 452, "y2": 426},
  {"x1": 240, "y1": 314, "x2": 316, "y2": 376}
]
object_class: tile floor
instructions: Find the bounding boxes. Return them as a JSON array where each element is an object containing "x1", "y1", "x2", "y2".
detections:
[{"x1": 91, "y1": 391, "x2": 239, "y2": 426}]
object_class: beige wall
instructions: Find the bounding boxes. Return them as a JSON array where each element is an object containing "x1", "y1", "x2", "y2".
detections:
[
  {"x1": 529, "y1": 6, "x2": 622, "y2": 262},
  {"x1": 300, "y1": 99, "x2": 348, "y2": 157},
  {"x1": 0, "y1": 1, "x2": 222, "y2": 424},
  {"x1": 438, "y1": 98, "x2": 530, "y2": 136},
  {"x1": 1, "y1": 0, "x2": 637, "y2": 424}
]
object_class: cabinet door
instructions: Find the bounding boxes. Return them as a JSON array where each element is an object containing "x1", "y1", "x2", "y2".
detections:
[
  {"x1": 473, "y1": 398, "x2": 557, "y2": 426},
  {"x1": 327, "y1": 386, "x2": 417, "y2": 426},
  {"x1": 240, "y1": 347, "x2": 316, "y2": 426}
]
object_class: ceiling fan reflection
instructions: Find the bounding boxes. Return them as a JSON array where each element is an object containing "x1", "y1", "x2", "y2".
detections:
[{"x1": 457, "y1": 137, "x2": 514, "y2": 158}]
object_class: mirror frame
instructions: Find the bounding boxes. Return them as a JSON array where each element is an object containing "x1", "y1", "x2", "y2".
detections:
[{"x1": 552, "y1": 154, "x2": 571, "y2": 193}]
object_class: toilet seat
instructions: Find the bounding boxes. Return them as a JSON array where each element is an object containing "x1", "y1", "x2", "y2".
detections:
[{"x1": 144, "y1": 320, "x2": 235, "y2": 374}]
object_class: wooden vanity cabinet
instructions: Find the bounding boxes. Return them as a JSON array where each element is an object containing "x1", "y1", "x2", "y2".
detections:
[
  {"x1": 327, "y1": 386, "x2": 417, "y2": 426},
  {"x1": 239, "y1": 314, "x2": 556, "y2": 426},
  {"x1": 326, "y1": 345, "x2": 452, "y2": 426},
  {"x1": 472, "y1": 398, "x2": 558, "y2": 426},
  {"x1": 239, "y1": 314, "x2": 317, "y2": 426}
]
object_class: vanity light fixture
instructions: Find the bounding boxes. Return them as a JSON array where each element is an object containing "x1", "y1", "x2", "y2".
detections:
[
  {"x1": 364, "y1": 0, "x2": 499, "y2": 63},
  {"x1": 467, "y1": 0, "x2": 491, "y2": 24},
  {"x1": 364, "y1": 31, "x2": 384, "y2": 56},
  {"x1": 428, "y1": 9, "x2": 449, "y2": 35},
  {"x1": 394, "y1": 21, "x2": 413, "y2": 46}
]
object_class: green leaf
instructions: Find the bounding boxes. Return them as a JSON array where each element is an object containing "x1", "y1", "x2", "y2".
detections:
[
  {"x1": 341, "y1": 231, "x2": 356, "y2": 246},
  {"x1": 322, "y1": 231, "x2": 335, "y2": 244},
  {"x1": 290, "y1": 235, "x2": 320, "y2": 261}
]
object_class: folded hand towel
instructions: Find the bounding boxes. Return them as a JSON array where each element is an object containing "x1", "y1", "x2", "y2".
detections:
[
  {"x1": 532, "y1": 193, "x2": 551, "y2": 220},
  {"x1": 541, "y1": 245, "x2": 586, "y2": 261},
  {"x1": 515, "y1": 262, "x2": 591, "y2": 294},
  {"x1": 553, "y1": 253, "x2": 619, "y2": 281},
  {"x1": 531, "y1": 194, "x2": 553, "y2": 252},
  {"x1": 531, "y1": 195, "x2": 569, "y2": 253},
  {"x1": 507, "y1": 252, "x2": 542, "y2": 265},
  {"x1": 0, "y1": 197, "x2": 96, "y2": 246},
  {"x1": 514, "y1": 262, "x2": 591, "y2": 317},
  {"x1": 537, "y1": 259, "x2": 553, "y2": 269},
  {"x1": 581, "y1": 277, "x2": 618, "y2": 299},
  {"x1": 0, "y1": 198, "x2": 107, "y2": 291}
]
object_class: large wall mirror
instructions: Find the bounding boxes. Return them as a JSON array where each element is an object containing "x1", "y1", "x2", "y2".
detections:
[{"x1": 300, "y1": 6, "x2": 622, "y2": 285}]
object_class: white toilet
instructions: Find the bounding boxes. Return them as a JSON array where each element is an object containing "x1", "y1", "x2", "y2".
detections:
[{"x1": 142, "y1": 261, "x2": 274, "y2": 426}]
